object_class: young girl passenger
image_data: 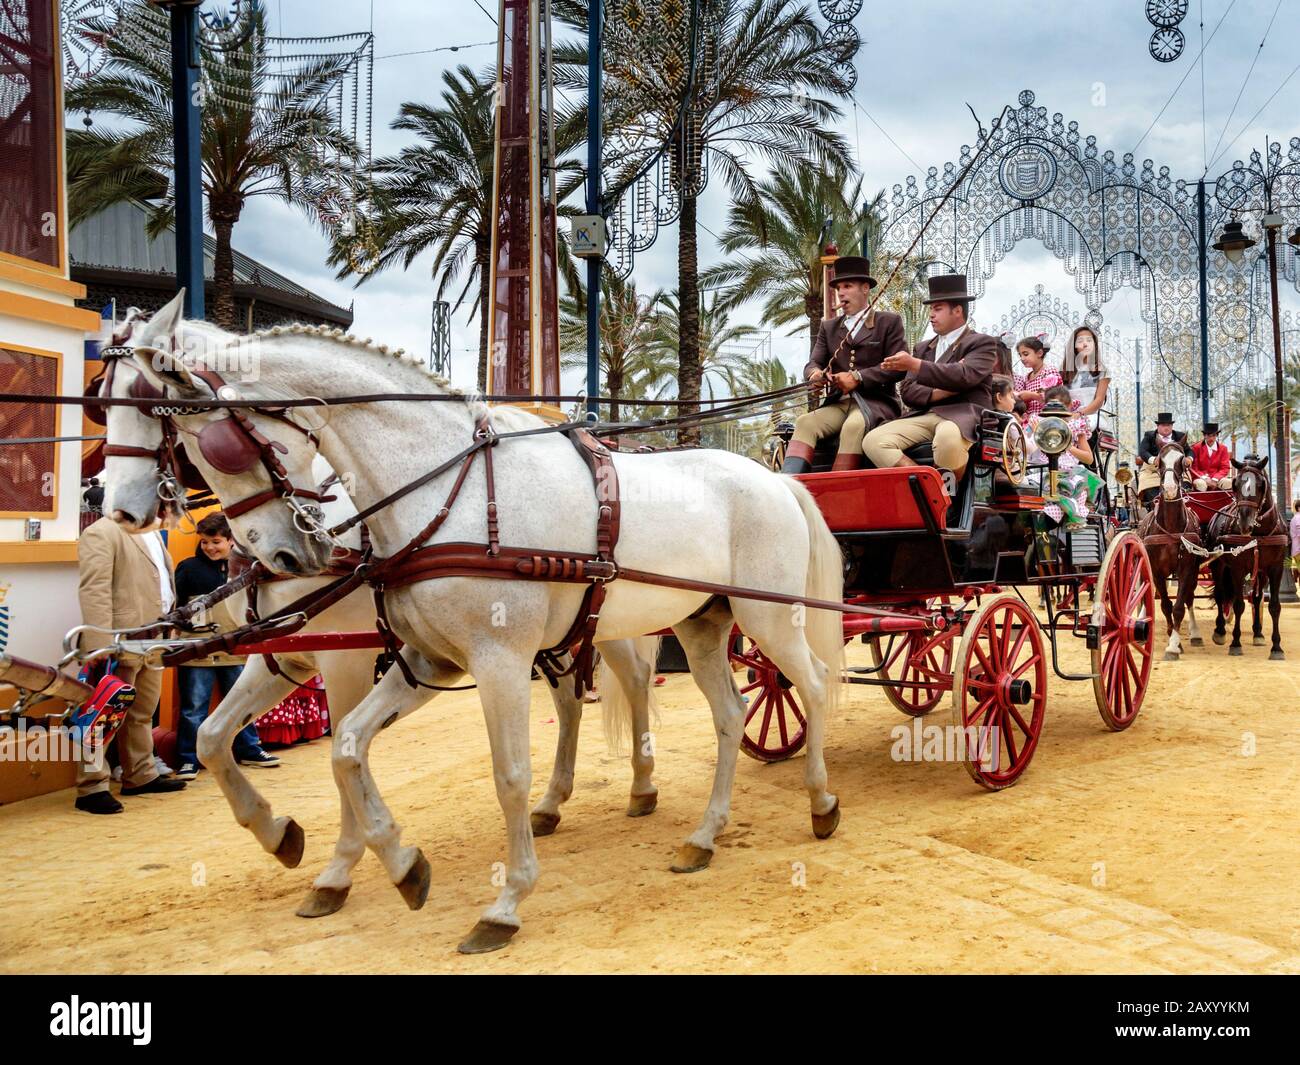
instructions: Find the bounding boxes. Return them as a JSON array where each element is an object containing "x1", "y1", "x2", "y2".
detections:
[{"x1": 1013, "y1": 336, "x2": 1061, "y2": 417}]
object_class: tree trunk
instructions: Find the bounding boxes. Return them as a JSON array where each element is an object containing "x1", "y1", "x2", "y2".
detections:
[
  {"x1": 476, "y1": 235, "x2": 491, "y2": 393},
  {"x1": 609, "y1": 367, "x2": 622, "y2": 424},
  {"x1": 211, "y1": 216, "x2": 237, "y2": 332},
  {"x1": 676, "y1": 192, "x2": 701, "y2": 446},
  {"x1": 806, "y1": 288, "x2": 821, "y2": 412}
]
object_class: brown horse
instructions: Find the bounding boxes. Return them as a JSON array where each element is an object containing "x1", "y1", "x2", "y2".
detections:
[
  {"x1": 1208, "y1": 457, "x2": 1287, "y2": 659},
  {"x1": 1137, "y1": 444, "x2": 1203, "y2": 661}
]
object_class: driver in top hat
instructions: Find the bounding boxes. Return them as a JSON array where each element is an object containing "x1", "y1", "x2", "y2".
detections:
[
  {"x1": 1189, "y1": 422, "x2": 1233, "y2": 491},
  {"x1": 780, "y1": 255, "x2": 906, "y2": 474},
  {"x1": 1136, "y1": 412, "x2": 1190, "y2": 503},
  {"x1": 863, "y1": 273, "x2": 1000, "y2": 484}
]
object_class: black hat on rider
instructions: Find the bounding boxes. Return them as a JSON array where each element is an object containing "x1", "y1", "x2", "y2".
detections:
[
  {"x1": 1203, "y1": 422, "x2": 1219, "y2": 435},
  {"x1": 922, "y1": 273, "x2": 973, "y2": 304},
  {"x1": 1155, "y1": 412, "x2": 1174, "y2": 426},
  {"x1": 830, "y1": 256, "x2": 876, "y2": 288}
]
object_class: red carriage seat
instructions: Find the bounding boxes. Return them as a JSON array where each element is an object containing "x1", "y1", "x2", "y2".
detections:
[
  {"x1": 795, "y1": 465, "x2": 949, "y2": 533},
  {"x1": 1186, "y1": 489, "x2": 1234, "y2": 525}
]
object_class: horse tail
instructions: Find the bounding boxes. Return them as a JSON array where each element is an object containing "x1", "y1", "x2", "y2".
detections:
[
  {"x1": 780, "y1": 475, "x2": 844, "y2": 715},
  {"x1": 598, "y1": 636, "x2": 661, "y2": 755}
]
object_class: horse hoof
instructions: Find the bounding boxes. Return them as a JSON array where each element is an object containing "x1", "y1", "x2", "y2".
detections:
[
  {"x1": 812, "y1": 798, "x2": 841, "y2": 840},
  {"x1": 273, "y1": 818, "x2": 305, "y2": 869},
  {"x1": 1162, "y1": 652, "x2": 1180, "y2": 662},
  {"x1": 1229, "y1": 646, "x2": 1243, "y2": 657},
  {"x1": 1253, "y1": 636, "x2": 1266, "y2": 646},
  {"x1": 457, "y1": 919, "x2": 519, "y2": 955},
  {"x1": 529, "y1": 810, "x2": 560, "y2": 837},
  {"x1": 295, "y1": 885, "x2": 350, "y2": 918},
  {"x1": 396, "y1": 850, "x2": 432, "y2": 911},
  {"x1": 1189, "y1": 637, "x2": 1203, "y2": 647},
  {"x1": 1212, "y1": 633, "x2": 1225, "y2": 645},
  {"x1": 1270, "y1": 651, "x2": 1285, "y2": 661},
  {"x1": 626, "y1": 793, "x2": 658, "y2": 818},
  {"x1": 670, "y1": 843, "x2": 714, "y2": 873}
]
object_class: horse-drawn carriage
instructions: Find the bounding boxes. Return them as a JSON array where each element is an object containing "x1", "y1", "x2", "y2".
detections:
[{"x1": 735, "y1": 406, "x2": 1153, "y2": 789}]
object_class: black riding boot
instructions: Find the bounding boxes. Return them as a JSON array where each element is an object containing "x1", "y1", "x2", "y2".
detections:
[{"x1": 780, "y1": 441, "x2": 814, "y2": 475}]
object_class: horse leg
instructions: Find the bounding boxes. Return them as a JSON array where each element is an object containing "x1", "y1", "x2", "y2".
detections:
[
  {"x1": 594, "y1": 637, "x2": 660, "y2": 818},
  {"x1": 457, "y1": 650, "x2": 540, "y2": 954},
  {"x1": 1186, "y1": 583, "x2": 1203, "y2": 645},
  {"x1": 1252, "y1": 572, "x2": 1266, "y2": 646},
  {"x1": 194, "y1": 657, "x2": 302, "y2": 861},
  {"x1": 736, "y1": 602, "x2": 840, "y2": 840},
  {"x1": 1212, "y1": 565, "x2": 1228, "y2": 645},
  {"x1": 295, "y1": 653, "x2": 382, "y2": 918},
  {"x1": 666, "y1": 615, "x2": 747, "y2": 874},
  {"x1": 528, "y1": 665, "x2": 584, "y2": 838},
  {"x1": 1229, "y1": 576, "x2": 1246, "y2": 656},
  {"x1": 1268, "y1": 565, "x2": 1285, "y2": 660},
  {"x1": 1157, "y1": 573, "x2": 1181, "y2": 660},
  {"x1": 329, "y1": 656, "x2": 444, "y2": 913}
]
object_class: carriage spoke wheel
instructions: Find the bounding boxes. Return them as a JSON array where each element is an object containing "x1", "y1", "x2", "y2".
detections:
[
  {"x1": 868, "y1": 625, "x2": 957, "y2": 716},
  {"x1": 1091, "y1": 531, "x2": 1155, "y2": 731},
  {"x1": 728, "y1": 637, "x2": 807, "y2": 762},
  {"x1": 950, "y1": 595, "x2": 1047, "y2": 790}
]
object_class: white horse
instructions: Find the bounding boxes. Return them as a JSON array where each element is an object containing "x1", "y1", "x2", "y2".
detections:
[
  {"x1": 107, "y1": 293, "x2": 843, "y2": 953},
  {"x1": 100, "y1": 308, "x2": 661, "y2": 921}
]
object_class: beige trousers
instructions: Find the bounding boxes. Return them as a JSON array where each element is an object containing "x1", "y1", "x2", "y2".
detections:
[
  {"x1": 1193, "y1": 475, "x2": 1233, "y2": 491},
  {"x1": 792, "y1": 398, "x2": 868, "y2": 455},
  {"x1": 76, "y1": 663, "x2": 162, "y2": 797},
  {"x1": 864, "y1": 411, "x2": 971, "y2": 471}
]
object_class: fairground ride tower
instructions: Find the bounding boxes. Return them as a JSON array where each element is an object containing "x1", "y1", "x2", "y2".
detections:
[{"x1": 486, "y1": 0, "x2": 562, "y2": 420}]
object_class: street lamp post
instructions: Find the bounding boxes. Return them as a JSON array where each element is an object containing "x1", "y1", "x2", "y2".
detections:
[{"x1": 1212, "y1": 139, "x2": 1300, "y2": 502}]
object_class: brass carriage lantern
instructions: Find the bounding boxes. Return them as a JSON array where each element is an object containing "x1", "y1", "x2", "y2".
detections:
[
  {"x1": 1212, "y1": 217, "x2": 1257, "y2": 263},
  {"x1": 1035, "y1": 399, "x2": 1074, "y2": 497}
]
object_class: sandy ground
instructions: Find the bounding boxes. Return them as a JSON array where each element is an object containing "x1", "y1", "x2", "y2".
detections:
[{"x1": 3, "y1": 602, "x2": 1300, "y2": 975}]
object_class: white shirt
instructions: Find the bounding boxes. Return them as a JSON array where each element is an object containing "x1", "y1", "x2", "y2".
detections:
[
  {"x1": 141, "y1": 531, "x2": 176, "y2": 615},
  {"x1": 934, "y1": 320, "x2": 971, "y2": 362},
  {"x1": 843, "y1": 306, "x2": 871, "y2": 342}
]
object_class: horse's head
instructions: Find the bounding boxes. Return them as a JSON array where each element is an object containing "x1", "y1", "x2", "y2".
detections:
[
  {"x1": 97, "y1": 293, "x2": 333, "y2": 577},
  {"x1": 1157, "y1": 443, "x2": 1186, "y2": 501},
  {"x1": 1231, "y1": 456, "x2": 1270, "y2": 534}
]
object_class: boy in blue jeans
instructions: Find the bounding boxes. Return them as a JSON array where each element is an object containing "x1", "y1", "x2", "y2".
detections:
[{"x1": 173, "y1": 513, "x2": 279, "y2": 778}]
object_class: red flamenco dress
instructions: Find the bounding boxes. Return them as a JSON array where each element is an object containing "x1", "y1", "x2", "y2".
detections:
[{"x1": 256, "y1": 675, "x2": 331, "y2": 746}]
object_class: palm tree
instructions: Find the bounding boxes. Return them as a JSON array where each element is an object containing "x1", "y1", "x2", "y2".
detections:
[
  {"x1": 737, "y1": 354, "x2": 798, "y2": 432},
  {"x1": 326, "y1": 65, "x2": 496, "y2": 389},
  {"x1": 555, "y1": 0, "x2": 853, "y2": 442},
  {"x1": 560, "y1": 274, "x2": 672, "y2": 421},
  {"x1": 65, "y1": 1, "x2": 359, "y2": 331},
  {"x1": 649, "y1": 290, "x2": 761, "y2": 403},
  {"x1": 703, "y1": 164, "x2": 873, "y2": 353}
]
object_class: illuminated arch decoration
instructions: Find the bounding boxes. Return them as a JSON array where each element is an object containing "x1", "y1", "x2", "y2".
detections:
[{"x1": 876, "y1": 90, "x2": 1300, "y2": 426}]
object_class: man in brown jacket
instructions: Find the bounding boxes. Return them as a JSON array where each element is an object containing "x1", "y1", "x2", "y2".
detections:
[
  {"x1": 781, "y1": 256, "x2": 907, "y2": 473},
  {"x1": 75, "y1": 515, "x2": 187, "y2": 813},
  {"x1": 865, "y1": 273, "x2": 999, "y2": 483}
]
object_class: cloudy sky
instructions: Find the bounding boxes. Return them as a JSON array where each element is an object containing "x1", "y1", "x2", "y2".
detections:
[{"x1": 225, "y1": 0, "x2": 1299, "y2": 400}]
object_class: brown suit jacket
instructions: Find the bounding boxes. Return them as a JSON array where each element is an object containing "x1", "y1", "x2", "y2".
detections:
[
  {"x1": 804, "y1": 309, "x2": 906, "y2": 424},
  {"x1": 77, "y1": 516, "x2": 173, "y2": 653},
  {"x1": 899, "y1": 327, "x2": 1000, "y2": 442}
]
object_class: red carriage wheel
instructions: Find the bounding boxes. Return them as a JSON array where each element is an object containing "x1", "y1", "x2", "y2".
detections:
[
  {"x1": 868, "y1": 626, "x2": 956, "y2": 716},
  {"x1": 728, "y1": 637, "x2": 808, "y2": 762},
  {"x1": 950, "y1": 595, "x2": 1047, "y2": 790},
  {"x1": 1090, "y1": 531, "x2": 1155, "y2": 731}
]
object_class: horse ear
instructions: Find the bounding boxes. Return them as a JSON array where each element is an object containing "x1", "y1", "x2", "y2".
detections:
[
  {"x1": 136, "y1": 290, "x2": 186, "y2": 351},
  {"x1": 129, "y1": 345, "x2": 203, "y2": 398},
  {"x1": 1231, "y1": 456, "x2": 1243, "y2": 470}
]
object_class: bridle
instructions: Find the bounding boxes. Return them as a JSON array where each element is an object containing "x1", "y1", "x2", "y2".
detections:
[{"x1": 88, "y1": 346, "x2": 338, "y2": 541}]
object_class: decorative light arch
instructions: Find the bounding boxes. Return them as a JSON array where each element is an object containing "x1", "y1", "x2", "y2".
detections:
[{"x1": 877, "y1": 89, "x2": 1300, "y2": 426}]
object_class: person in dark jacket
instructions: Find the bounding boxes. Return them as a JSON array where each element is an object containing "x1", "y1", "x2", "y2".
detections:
[
  {"x1": 172, "y1": 512, "x2": 279, "y2": 779},
  {"x1": 1135, "y1": 413, "x2": 1191, "y2": 505}
]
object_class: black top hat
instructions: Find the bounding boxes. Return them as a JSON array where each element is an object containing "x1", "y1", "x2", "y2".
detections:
[
  {"x1": 1155, "y1": 412, "x2": 1175, "y2": 425},
  {"x1": 1202, "y1": 422, "x2": 1219, "y2": 434},
  {"x1": 829, "y1": 255, "x2": 876, "y2": 287},
  {"x1": 922, "y1": 273, "x2": 973, "y2": 304}
]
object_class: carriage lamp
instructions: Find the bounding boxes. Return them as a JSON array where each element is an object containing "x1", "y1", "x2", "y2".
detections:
[
  {"x1": 1034, "y1": 402, "x2": 1073, "y2": 456},
  {"x1": 1212, "y1": 218, "x2": 1257, "y2": 264}
]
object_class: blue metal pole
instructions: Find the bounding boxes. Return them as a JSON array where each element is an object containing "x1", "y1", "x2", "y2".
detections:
[
  {"x1": 585, "y1": 0, "x2": 602, "y2": 419},
  {"x1": 1134, "y1": 338, "x2": 1142, "y2": 445},
  {"x1": 170, "y1": 2, "x2": 204, "y2": 319},
  {"x1": 1196, "y1": 178, "x2": 1209, "y2": 426}
]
